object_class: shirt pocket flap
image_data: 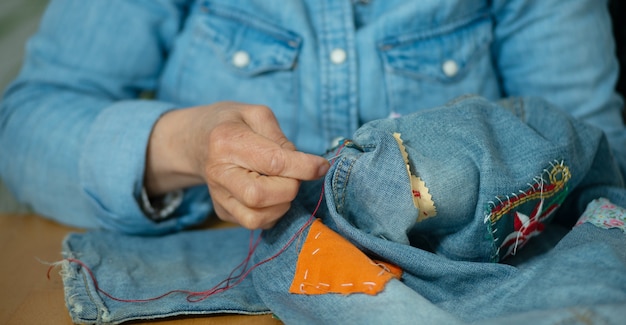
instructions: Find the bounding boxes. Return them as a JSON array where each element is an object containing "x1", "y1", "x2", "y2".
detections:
[
  {"x1": 199, "y1": 2, "x2": 302, "y2": 76},
  {"x1": 378, "y1": 16, "x2": 492, "y2": 82}
]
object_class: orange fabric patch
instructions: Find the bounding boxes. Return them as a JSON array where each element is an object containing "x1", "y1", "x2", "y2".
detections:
[{"x1": 289, "y1": 219, "x2": 402, "y2": 295}]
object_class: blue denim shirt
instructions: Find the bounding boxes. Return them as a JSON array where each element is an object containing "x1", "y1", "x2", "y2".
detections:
[{"x1": 1, "y1": 0, "x2": 624, "y2": 234}]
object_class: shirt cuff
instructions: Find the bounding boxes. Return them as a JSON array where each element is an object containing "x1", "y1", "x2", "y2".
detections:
[{"x1": 79, "y1": 99, "x2": 210, "y2": 234}]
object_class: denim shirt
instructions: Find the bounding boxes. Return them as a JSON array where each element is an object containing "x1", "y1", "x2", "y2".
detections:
[{"x1": 1, "y1": 0, "x2": 624, "y2": 234}]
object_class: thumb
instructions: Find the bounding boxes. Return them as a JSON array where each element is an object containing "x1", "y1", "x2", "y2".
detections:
[
  {"x1": 261, "y1": 146, "x2": 330, "y2": 181},
  {"x1": 238, "y1": 105, "x2": 330, "y2": 179}
]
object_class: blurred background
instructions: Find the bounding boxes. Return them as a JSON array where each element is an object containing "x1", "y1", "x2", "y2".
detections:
[{"x1": 0, "y1": 0, "x2": 48, "y2": 213}]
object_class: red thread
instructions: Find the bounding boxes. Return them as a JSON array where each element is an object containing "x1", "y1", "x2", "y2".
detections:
[{"x1": 47, "y1": 140, "x2": 348, "y2": 303}]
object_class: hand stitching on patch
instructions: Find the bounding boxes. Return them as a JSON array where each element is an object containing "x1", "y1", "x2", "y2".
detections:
[{"x1": 289, "y1": 219, "x2": 402, "y2": 295}]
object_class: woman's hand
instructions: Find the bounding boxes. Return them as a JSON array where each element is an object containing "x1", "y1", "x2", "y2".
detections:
[{"x1": 144, "y1": 102, "x2": 330, "y2": 229}]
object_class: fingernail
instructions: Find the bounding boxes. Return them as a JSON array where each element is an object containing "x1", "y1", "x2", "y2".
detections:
[{"x1": 318, "y1": 162, "x2": 330, "y2": 177}]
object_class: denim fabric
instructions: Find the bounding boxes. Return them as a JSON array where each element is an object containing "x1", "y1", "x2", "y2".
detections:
[
  {"x1": 61, "y1": 227, "x2": 270, "y2": 324},
  {"x1": 252, "y1": 211, "x2": 626, "y2": 324},
  {"x1": 1, "y1": 0, "x2": 624, "y2": 234},
  {"x1": 250, "y1": 201, "x2": 464, "y2": 325},
  {"x1": 325, "y1": 96, "x2": 624, "y2": 262},
  {"x1": 252, "y1": 97, "x2": 626, "y2": 323},
  {"x1": 61, "y1": 97, "x2": 626, "y2": 324}
]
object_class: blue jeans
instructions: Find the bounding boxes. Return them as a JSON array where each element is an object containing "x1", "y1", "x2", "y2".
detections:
[{"x1": 61, "y1": 97, "x2": 626, "y2": 324}]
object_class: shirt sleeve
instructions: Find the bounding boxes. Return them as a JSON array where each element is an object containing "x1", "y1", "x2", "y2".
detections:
[
  {"x1": 491, "y1": 0, "x2": 626, "y2": 177},
  {"x1": 0, "y1": 0, "x2": 212, "y2": 234}
]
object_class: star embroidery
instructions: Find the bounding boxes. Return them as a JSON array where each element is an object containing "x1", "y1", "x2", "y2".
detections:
[{"x1": 500, "y1": 198, "x2": 559, "y2": 257}]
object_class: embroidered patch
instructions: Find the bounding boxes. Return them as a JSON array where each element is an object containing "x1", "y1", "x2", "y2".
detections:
[
  {"x1": 485, "y1": 160, "x2": 571, "y2": 261},
  {"x1": 289, "y1": 219, "x2": 402, "y2": 295},
  {"x1": 392, "y1": 133, "x2": 437, "y2": 221},
  {"x1": 575, "y1": 198, "x2": 626, "y2": 233}
]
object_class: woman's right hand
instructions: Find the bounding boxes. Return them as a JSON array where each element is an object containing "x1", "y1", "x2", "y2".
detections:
[{"x1": 144, "y1": 102, "x2": 330, "y2": 229}]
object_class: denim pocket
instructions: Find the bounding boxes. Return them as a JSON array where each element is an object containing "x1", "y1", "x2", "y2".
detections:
[
  {"x1": 170, "y1": 1, "x2": 302, "y2": 136},
  {"x1": 197, "y1": 1, "x2": 301, "y2": 76},
  {"x1": 377, "y1": 14, "x2": 499, "y2": 113}
]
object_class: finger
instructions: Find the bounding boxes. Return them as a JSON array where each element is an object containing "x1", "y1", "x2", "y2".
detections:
[
  {"x1": 231, "y1": 201, "x2": 289, "y2": 230},
  {"x1": 207, "y1": 117, "x2": 329, "y2": 180},
  {"x1": 228, "y1": 130, "x2": 330, "y2": 180},
  {"x1": 272, "y1": 149, "x2": 330, "y2": 180},
  {"x1": 211, "y1": 189, "x2": 289, "y2": 229},
  {"x1": 212, "y1": 201, "x2": 237, "y2": 225},
  {"x1": 215, "y1": 166, "x2": 301, "y2": 209},
  {"x1": 240, "y1": 105, "x2": 296, "y2": 151}
]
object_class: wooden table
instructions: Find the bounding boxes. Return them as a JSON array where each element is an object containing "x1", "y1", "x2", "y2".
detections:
[{"x1": 0, "y1": 214, "x2": 282, "y2": 325}]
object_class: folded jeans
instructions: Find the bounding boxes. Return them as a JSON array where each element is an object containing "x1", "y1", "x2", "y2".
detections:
[{"x1": 60, "y1": 96, "x2": 626, "y2": 324}]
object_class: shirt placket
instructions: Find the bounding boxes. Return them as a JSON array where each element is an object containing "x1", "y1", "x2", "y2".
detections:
[{"x1": 316, "y1": 0, "x2": 359, "y2": 147}]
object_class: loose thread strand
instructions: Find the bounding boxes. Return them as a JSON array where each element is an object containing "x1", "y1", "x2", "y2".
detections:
[{"x1": 47, "y1": 140, "x2": 349, "y2": 303}]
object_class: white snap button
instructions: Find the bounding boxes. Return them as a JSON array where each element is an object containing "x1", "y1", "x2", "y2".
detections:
[
  {"x1": 442, "y1": 59, "x2": 459, "y2": 77},
  {"x1": 232, "y1": 51, "x2": 251, "y2": 68},
  {"x1": 330, "y1": 136, "x2": 344, "y2": 148},
  {"x1": 388, "y1": 111, "x2": 402, "y2": 119},
  {"x1": 330, "y1": 48, "x2": 347, "y2": 65}
]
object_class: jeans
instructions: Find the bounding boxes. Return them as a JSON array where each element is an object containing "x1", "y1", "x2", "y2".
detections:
[{"x1": 60, "y1": 97, "x2": 626, "y2": 324}]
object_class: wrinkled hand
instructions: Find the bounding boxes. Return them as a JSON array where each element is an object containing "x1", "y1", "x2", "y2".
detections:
[{"x1": 145, "y1": 102, "x2": 329, "y2": 229}]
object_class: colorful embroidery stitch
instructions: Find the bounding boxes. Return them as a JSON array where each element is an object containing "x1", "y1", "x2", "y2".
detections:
[{"x1": 485, "y1": 160, "x2": 571, "y2": 261}]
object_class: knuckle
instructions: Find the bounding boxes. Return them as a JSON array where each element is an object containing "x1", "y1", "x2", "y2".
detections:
[
  {"x1": 282, "y1": 179, "x2": 300, "y2": 201},
  {"x1": 213, "y1": 203, "x2": 235, "y2": 224},
  {"x1": 246, "y1": 104, "x2": 275, "y2": 121},
  {"x1": 279, "y1": 139, "x2": 296, "y2": 151},
  {"x1": 265, "y1": 148, "x2": 287, "y2": 176},
  {"x1": 286, "y1": 183, "x2": 300, "y2": 201},
  {"x1": 250, "y1": 104, "x2": 272, "y2": 114},
  {"x1": 207, "y1": 124, "x2": 245, "y2": 158},
  {"x1": 206, "y1": 125, "x2": 230, "y2": 152},
  {"x1": 238, "y1": 212, "x2": 263, "y2": 230},
  {"x1": 241, "y1": 183, "x2": 264, "y2": 207},
  {"x1": 240, "y1": 206, "x2": 288, "y2": 230}
]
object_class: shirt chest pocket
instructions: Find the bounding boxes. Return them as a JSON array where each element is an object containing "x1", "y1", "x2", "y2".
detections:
[
  {"x1": 377, "y1": 15, "x2": 500, "y2": 114},
  {"x1": 169, "y1": 1, "x2": 302, "y2": 135}
]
